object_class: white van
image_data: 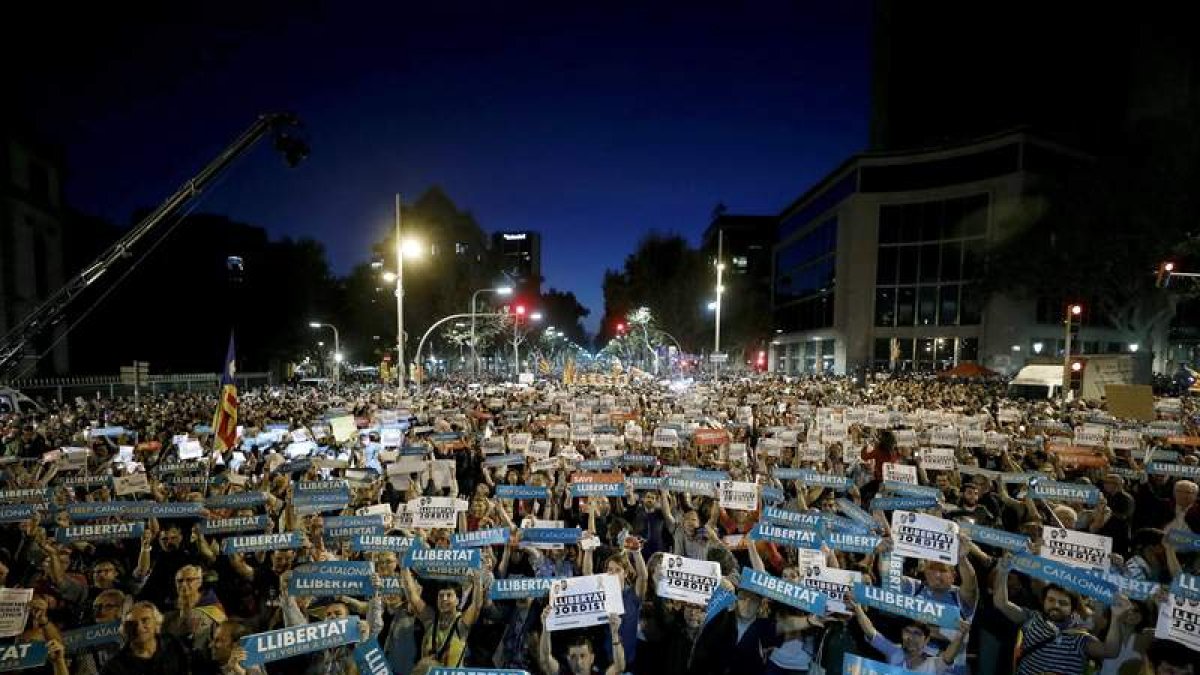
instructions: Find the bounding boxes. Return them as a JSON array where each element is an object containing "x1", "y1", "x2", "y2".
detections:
[
  {"x1": 1007, "y1": 355, "x2": 1136, "y2": 401},
  {"x1": 0, "y1": 387, "x2": 43, "y2": 414}
]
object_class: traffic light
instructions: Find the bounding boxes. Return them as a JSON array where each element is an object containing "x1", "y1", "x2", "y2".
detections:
[
  {"x1": 1069, "y1": 359, "x2": 1084, "y2": 393},
  {"x1": 515, "y1": 304, "x2": 527, "y2": 317},
  {"x1": 616, "y1": 322, "x2": 626, "y2": 334},
  {"x1": 1066, "y1": 303, "x2": 1083, "y2": 355},
  {"x1": 1157, "y1": 261, "x2": 1175, "y2": 288}
]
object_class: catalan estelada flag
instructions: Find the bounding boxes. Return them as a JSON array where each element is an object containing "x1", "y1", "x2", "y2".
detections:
[{"x1": 211, "y1": 333, "x2": 238, "y2": 452}]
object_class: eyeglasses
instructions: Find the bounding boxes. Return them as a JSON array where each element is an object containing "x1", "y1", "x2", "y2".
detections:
[
  {"x1": 175, "y1": 577, "x2": 203, "y2": 584},
  {"x1": 94, "y1": 602, "x2": 122, "y2": 610}
]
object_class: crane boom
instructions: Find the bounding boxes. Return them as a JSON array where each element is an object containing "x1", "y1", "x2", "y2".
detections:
[{"x1": 0, "y1": 112, "x2": 307, "y2": 380}]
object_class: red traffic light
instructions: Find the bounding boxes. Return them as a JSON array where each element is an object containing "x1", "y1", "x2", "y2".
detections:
[
  {"x1": 1157, "y1": 262, "x2": 1175, "y2": 288},
  {"x1": 515, "y1": 305, "x2": 527, "y2": 316},
  {"x1": 1069, "y1": 304, "x2": 1083, "y2": 316},
  {"x1": 616, "y1": 323, "x2": 626, "y2": 333}
]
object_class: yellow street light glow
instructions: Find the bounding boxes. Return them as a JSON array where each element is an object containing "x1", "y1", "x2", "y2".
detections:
[
  {"x1": 382, "y1": 271, "x2": 398, "y2": 283},
  {"x1": 401, "y1": 238, "x2": 424, "y2": 259}
]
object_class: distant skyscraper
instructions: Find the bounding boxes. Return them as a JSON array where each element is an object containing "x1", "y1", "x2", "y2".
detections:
[{"x1": 491, "y1": 231, "x2": 542, "y2": 296}]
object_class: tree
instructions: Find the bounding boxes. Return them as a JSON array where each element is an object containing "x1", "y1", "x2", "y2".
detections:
[
  {"x1": 599, "y1": 232, "x2": 709, "y2": 351},
  {"x1": 537, "y1": 288, "x2": 590, "y2": 345}
]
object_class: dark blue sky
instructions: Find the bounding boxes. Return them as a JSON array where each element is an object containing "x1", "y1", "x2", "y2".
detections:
[{"x1": 15, "y1": 2, "x2": 871, "y2": 332}]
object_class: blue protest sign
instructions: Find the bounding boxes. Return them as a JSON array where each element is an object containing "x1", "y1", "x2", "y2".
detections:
[
  {"x1": 56, "y1": 521, "x2": 144, "y2": 543},
  {"x1": 620, "y1": 455, "x2": 656, "y2": 467},
  {"x1": 852, "y1": 583, "x2": 959, "y2": 629},
  {"x1": 738, "y1": 568, "x2": 828, "y2": 615},
  {"x1": 761, "y1": 486, "x2": 785, "y2": 504},
  {"x1": 1167, "y1": 528, "x2": 1200, "y2": 552},
  {"x1": 1104, "y1": 572, "x2": 1160, "y2": 602},
  {"x1": 870, "y1": 496, "x2": 940, "y2": 511},
  {"x1": 676, "y1": 469, "x2": 730, "y2": 483},
  {"x1": 0, "y1": 641, "x2": 48, "y2": 672},
  {"x1": 629, "y1": 476, "x2": 664, "y2": 491},
  {"x1": 748, "y1": 522, "x2": 821, "y2": 549},
  {"x1": 843, "y1": 654, "x2": 921, "y2": 675},
  {"x1": 153, "y1": 461, "x2": 204, "y2": 475},
  {"x1": 1008, "y1": 553, "x2": 1117, "y2": 605},
  {"x1": 428, "y1": 669, "x2": 529, "y2": 675},
  {"x1": 90, "y1": 426, "x2": 127, "y2": 437},
  {"x1": 1170, "y1": 573, "x2": 1200, "y2": 602},
  {"x1": 578, "y1": 459, "x2": 617, "y2": 471},
  {"x1": 496, "y1": 485, "x2": 550, "y2": 501},
  {"x1": 772, "y1": 467, "x2": 805, "y2": 480},
  {"x1": 483, "y1": 454, "x2": 527, "y2": 468},
  {"x1": 61, "y1": 621, "x2": 122, "y2": 654},
  {"x1": 569, "y1": 482, "x2": 626, "y2": 498},
  {"x1": 350, "y1": 534, "x2": 420, "y2": 553},
  {"x1": 882, "y1": 481, "x2": 942, "y2": 499},
  {"x1": 703, "y1": 584, "x2": 736, "y2": 626},
  {"x1": 489, "y1": 576, "x2": 560, "y2": 600},
  {"x1": 223, "y1": 532, "x2": 303, "y2": 554},
  {"x1": 959, "y1": 522, "x2": 1030, "y2": 553},
  {"x1": 200, "y1": 515, "x2": 271, "y2": 535},
  {"x1": 0, "y1": 504, "x2": 41, "y2": 523},
  {"x1": 0, "y1": 488, "x2": 49, "y2": 504},
  {"x1": 452, "y1": 527, "x2": 509, "y2": 548},
  {"x1": 131, "y1": 501, "x2": 207, "y2": 519},
  {"x1": 324, "y1": 516, "x2": 387, "y2": 539},
  {"x1": 822, "y1": 531, "x2": 882, "y2": 555},
  {"x1": 663, "y1": 476, "x2": 715, "y2": 497},
  {"x1": 836, "y1": 498, "x2": 878, "y2": 529},
  {"x1": 1028, "y1": 480, "x2": 1099, "y2": 506},
  {"x1": 1147, "y1": 463, "x2": 1200, "y2": 480},
  {"x1": 796, "y1": 470, "x2": 852, "y2": 491},
  {"x1": 403, "y1": 547, "x2": 481, "y2": 578},
  {"x1": 56, "y1": 474, "x2": 114, "y2": 490},
  {"x1": 275, "y1": 459, "x2": 312, "y2": 475},
  {"x1": 240, "y1": 618, "x2": 361, "y2": 665},
  {"x1": 521, "y1": 527, "x2": 582, "y2": 546},
  {"x1": 289, "y1": 561, "x2": 375, "y2": 597},
  {"x1": 353, "y1": 639, "x2": 389, "y2": 675},
  {"x1": 762, "y1": 505, "x2": 821, "y2": 530},
  {"x1": 432, "y1": 432, "x2": 462, "y2": 443},
  {"x1": 206, "y1": 492, "x2": 268, "y2": 510}
]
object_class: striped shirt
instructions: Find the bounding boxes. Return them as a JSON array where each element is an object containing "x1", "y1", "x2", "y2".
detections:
[{"x1": 1015, "y1": 611, "x2": 1091, "y2": 675}]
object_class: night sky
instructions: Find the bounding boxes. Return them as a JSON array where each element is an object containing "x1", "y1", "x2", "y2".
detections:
[{"x1": 10, "y1": 1, "x2": 870, "y2": 333}]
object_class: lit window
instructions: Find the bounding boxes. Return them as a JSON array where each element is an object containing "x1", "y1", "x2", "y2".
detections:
[
  {"x1": 455, "y1": 242, "x2": 468, "y2": 255},
  {"x1": 732, "y1": 256, "x2": 748, "y2": 268}
]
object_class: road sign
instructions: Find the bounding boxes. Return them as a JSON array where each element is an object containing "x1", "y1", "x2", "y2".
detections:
[
  {"x1": 120, "y1": 361, "x2": 150, "y2": 386},
  {"x1": 710, "y1": 353, "x2": 728, "y2": 363}
]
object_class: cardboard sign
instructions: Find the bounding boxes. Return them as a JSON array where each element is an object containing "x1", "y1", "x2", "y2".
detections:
[
  {"x1": 921, "y1": 447, "x2": 956, "y2": 471},
  {"x1": 883, "y1": 463, "x2": 918, "y2": 485},
  {"x1": 694, "y1": 429, "x2": 731, "y2": 446},
  {"x1": 1105, "y1": 384, "x2": 1155, "y2": 421},
  {"x1": 890, "y1": 510, "x2": 959, "y2": 564},
  {"x1": 0, "y1": 588, "x2": 33, "y2": 638},
  {"x1": 408, "y1": 496, "x2": 458, "y2": 529},
  {"x1": 656, "y1": 554, "x2": 721, "y2": 606},
  {"x1": 1155, "y1": 593, "x2": 1200, "y2": 651},
  {"x1": 1042, "y1": 527, "x2": 1111, "y2": 572},
  {"x1": 652, "y1": 428, "x2": 679, "y2": 448},
  {"x1": 545, "y1": 574, "x2": 625, "y2": 631}
]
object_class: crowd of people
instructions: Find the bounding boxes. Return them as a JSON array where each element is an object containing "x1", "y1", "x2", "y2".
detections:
[{"x1": 1, "y1": 374, "x2": 1198, "y2": 675}]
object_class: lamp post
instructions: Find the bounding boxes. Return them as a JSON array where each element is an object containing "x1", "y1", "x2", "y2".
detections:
[
  {"x1": 308, "y1": 322, "x2": 340, "y2": 384},
  {"x1": 414, "y1": 312, "x2": 503, "y2": 395},
  {"x1": 714, "y1": 228, "x2": 725, "y2": 376},
  {"x1": 470, "y1": 286, "x2": 513, "y2": 376}
]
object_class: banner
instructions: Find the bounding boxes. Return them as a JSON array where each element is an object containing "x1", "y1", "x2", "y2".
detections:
[
  {"x1": 882, "y1": 481, "x2": 942, "y2": 500},
  {"x1": 717, "y1": 481, "x2": 758, "y2": 512},
  {"x1": 569, "y1": 481, "x2": 626, "y2": 498},
  {"x1": 483, "y1": 454, "x2": 526, "y2": 469},
  {"x1": 201, "y1": 515, "x2": 271, "y2": 535},
  {"x1": 0, "y1": 641, "x2": 47, "y2": 672},
  {"x1": 521, "y1": 528, "x2": 583, "y2": 546},
  {"x1": 891, "y1": 511, "x2": 958, "y2": 564},
  {"x1": 408, "y1": 496, "x2": 458, "y2": 529},
  {"x1": 1168, "y1": 529, "x2": 1200, "y2": 553},
  {"x1": 489, "y1": 576, "x2": 561, "y2": 601},
  {"x1": 663, "y1": 477, "x2": 715, "y2": 498},
  {"x1": 656, "y1": 554, "x2": 721, "y2": 606},
  {"x1": 60, "y1": 621, "x2": 122, "y2": 654},
  {"x1": 495, "y1": 485, "x2": 550, "y2": 501},
  {"x1": 223, "y1": 532, "x2": 304, "y2": 554},
  {"x1": 1155, "y1": 593, "x2": 1200, "y2": 652},
  {"x1": 958, "y1": 522, "x2": 1030, "y2": 553},
  {"x1": 1008, "y1": 553, "x2": 1117, "y2": 605},
  {"x1": 703, "y1": 585, "x2": 736, "y2": 626},
  {"x1": 762, "y1": 505, "x2": 822, "y2": 530},
  {"x1": 545, "y1": 574, "x2": 625, "y2": 631},
  {"x1": 796, "y1": 470, "x2": 851, "y2": 491},
  {"x1": 693, "y1": 429, "x2": 730, "y2": 446},
  {"x1": 241, "y1": 617, "x2": 361, "y2": 665},
  {"x1": 206, "y1": 491, "x2": 268, "y2": 510},
  {"x1": 748, "y1": 522, "x2": 821, "y2": 549},
  {"x1": 1147, "y1": 463, "x2": 1200, "y2": 480},
  {"x1": 1170, "y1": 573, "x2": 1200, "y2": 602},
  {"x1": 289, "y1": 561, "x2": 375, "y2": 597},
  {"x1": 629, "y1": 476, "x2": 664, "y2": 491},
  {"x1": 130, "y1": 501, "x2": 206, "y2": 520},
  {"x1": 1029, "y1": 479, "x2": 1100, "y2": 506},
  {"x1": 1042, "y1": 527, "x2": 1112, "y2": 572},
  {"x1": 837, "y1": 498, "x2": 878, "y2": 530},
  {"x1": 56, "y1": 521, "x2": 144, "y2": 544},
  {"x1": 761, "y1": 486, "x2": 785, "y2": 505},
  {"x1": 738, "y1": 568, "x2": 828, "y2": 615},
  {"x1": 55, "y1": 473, "x2": 112, "y2": 490},
  {"x1": 429, "y1": 670, "x2": 529, "y2": 675},
  {"x1": 843, "y1": 654, "x2": 923, "y2": 675},
  {"x1": 852, "y1": 583, "x2": 959, "y2": 629},
  {"x1": 0, "y1": 588, "x2": 33, "y2": 638},
  {"x1": 0, "y1": 504, "x2": 41, "y2": 523}
]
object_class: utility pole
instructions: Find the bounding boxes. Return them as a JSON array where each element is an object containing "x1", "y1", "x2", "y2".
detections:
[
  {"x1": 395, "y1": 193, "x2": 405, "y2": 391},
  {"x1": 714, "y1": 228, "x2": 724, "y2": 377}
]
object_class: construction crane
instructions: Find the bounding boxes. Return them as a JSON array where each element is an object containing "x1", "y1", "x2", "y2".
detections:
[{"x1": 0, "y1": 112, "x2": 308, "y2": 380}]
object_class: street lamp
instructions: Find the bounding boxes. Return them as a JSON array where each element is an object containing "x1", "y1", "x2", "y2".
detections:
[
  {"x1": 512, "y1": 308, "x2": 542, "y2": 381},
  {"x1": 470, "y1": 285, "x2": 513, "y2": 376},
  {"x1": 309, "y1": 322, "x2": 340, "y2": 384},
  {"x1": 386, "y1": 194, "x2": 425, "y2": 391}
]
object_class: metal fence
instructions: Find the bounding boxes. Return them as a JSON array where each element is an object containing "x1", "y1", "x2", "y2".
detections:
[{"x1": 7, "y1": 372, "x2": 273, "y2": 402}]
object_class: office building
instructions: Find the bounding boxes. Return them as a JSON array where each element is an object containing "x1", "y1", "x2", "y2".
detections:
[{"x1": 491, "y1": 230, "x2": 542, "y2": 296}]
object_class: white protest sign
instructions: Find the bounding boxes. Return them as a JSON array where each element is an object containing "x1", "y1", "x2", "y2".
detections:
[
  {"x1": 931, "y1": 428, "x2": 960, "y2": 448},
  {"x1": 624, "y1": 425, "x2": 643, "y2": 444},
  {"x1": 546, "y1": 574, "x2": 625, "y2": 631},
  {"x1": 380, "y1": 428, "x2": 403, "y2": 448},
  {"x1": 656, "y1": 554, "x2": 721, "y2": 606},
  {"x1": 508, "y1": 433, "x2": 532, "y2": 452},
  {"x1": 1042, "y1": 527, "x2": 1112, "y2": 572},
  {"x1": 387, "y1": 455, "x2": 427, "y2": 476},
  {"x1": 801, "y1": 566, "x2": 862, "y2": 614},
  {"x1": 652, "y1": 428, "x2": 679, "y2": 449},
  {"x1": 718, "y1": 481, "x2": 759, "y2": 512},
  {"x1": 0, "y1": 588, "x2": 33, "y2": 637},
  {"x1": 178, "y1": 440, "x2": 204, "y2": 460},
  {"x1": 801, "y1": 442, "x2": 825, "y2": 463},
  {"x1": 961, "y1": 430, "x2": 985, "y2": 448},
  {"x1": 822, "y1": 425, "x2": 848, "y2": 444},
  {"x1": 1110, "y1": 430, "x2": 1140, "y2": 450},
  {"x1": 883, "y1": 463, "x2": 918, "y2": 485},
  {"x1": 921, "y1": 447, "x2": 957, "y2": 472},
  {"x1": 728, "y1": 443, "x2": 748, "y2": 462},
  {"x1": 407, "y1": 496, "x2": 458, "y2": 528},
  {"x1": 113, "y1": 472, "x2": 150, "y2": 496},
  {"x1": 547, "y1": 424, "x2": 570, "y2": 440},
  {"x1": 330, "y1": 416, "x2": 357, "y2": 443},
  {"x1": 1155, "y1": 593, "x2": 1200, "y2": 651},
  {"x1": 1073, "y1": 428, "x2": 1107, "y2": 447},
  {"x1": 890, "y1": 510, "x2": 959, "y2": 564},
  {"x1": 894, "y1": 430, "x2": 918, "y2": 447}
]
